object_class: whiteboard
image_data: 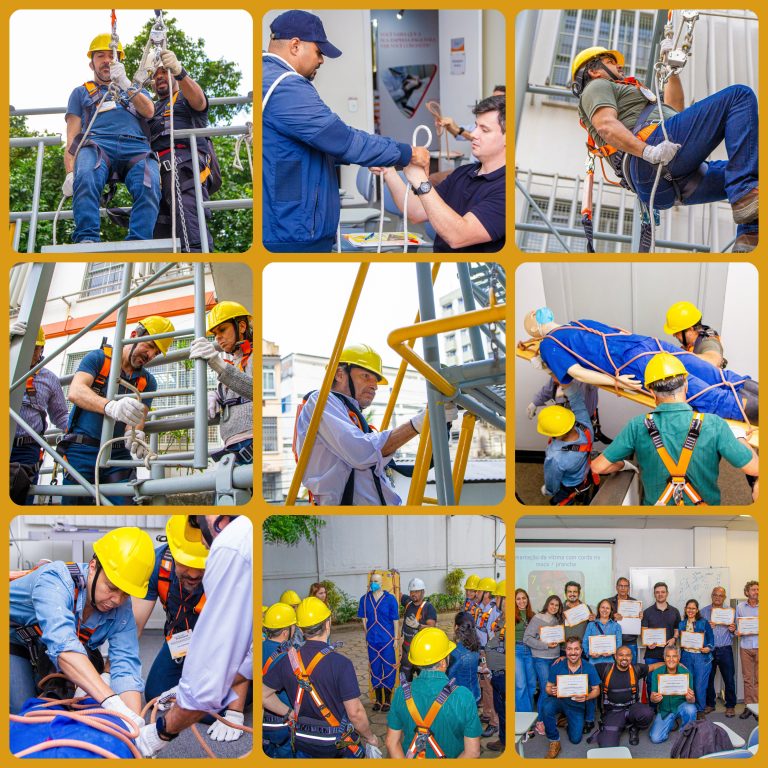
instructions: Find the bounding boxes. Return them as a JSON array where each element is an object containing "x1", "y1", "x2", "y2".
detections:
[{"x1": 629, "y1": 567, "x2": 730, "y2": 613}]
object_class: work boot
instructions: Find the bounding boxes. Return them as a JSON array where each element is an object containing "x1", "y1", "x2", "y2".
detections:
[
  {"x1": 733, "y1": 233, "x2": 758, "y2": 252},
  {"x1": 486, "y1": 740, "x2": 504, "y2": 752},
  {"x1": 740, "y1": 709, "x2": 753, "y2": 720},
  {"x1": 732, "y1": 187, "x2": 759, "y2": 224},
  {"x1": 372, "y1": 688, "x2": 382, "y2": 712},
  {"x1": 704, "y1": 706, "x2": 715, "y2": 715},
  {"x1": 629, "y1": 726, "x2": 640, "y2": 746},
  {"x1": 546, "y1": 741, "x2": 562, "y2": 759},
  {"x1": 381, "y1": 688, "x2": 392, "y2": 713},
  {"x1": 725, "y1": 708, "x2": 736, "y2": 718}
]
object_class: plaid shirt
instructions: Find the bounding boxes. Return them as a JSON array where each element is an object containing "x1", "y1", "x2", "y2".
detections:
[{"x1": 16, "y1": 366, "x2": 69, "y2": 436}]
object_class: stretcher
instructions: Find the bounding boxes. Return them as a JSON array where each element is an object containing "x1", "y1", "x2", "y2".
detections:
[
  {"x1": 517, "y1": 338, "x2": 759, "y2": 449},
  {"x1": 366, "y1": 568, "x2": 401, "y2": 703}
]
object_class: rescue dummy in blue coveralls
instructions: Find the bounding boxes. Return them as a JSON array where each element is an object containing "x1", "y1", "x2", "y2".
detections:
[{"x1": 358, "y1": 574, "x2": 400, "y2": 711}]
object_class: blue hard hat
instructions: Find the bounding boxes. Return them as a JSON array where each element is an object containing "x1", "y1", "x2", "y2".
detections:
[{"x1": 270, "y1": 10, "x2": 342, "y2": 59}]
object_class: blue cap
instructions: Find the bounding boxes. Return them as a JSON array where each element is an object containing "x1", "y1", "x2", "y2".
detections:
[{"x1": 270, "y1": 10, "x2": 342, "y2": 59}]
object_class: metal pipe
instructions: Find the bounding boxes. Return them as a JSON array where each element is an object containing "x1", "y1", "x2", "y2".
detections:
[
  {"x1": 148, "y1": 404, "x2": 197, "y2": 419},
  {"x1": 525, "y1": 84, "x2": 577, "y2": 100},
  {"x1": 119, "y1": 388, "x2": 195, "y2": 401},
  {"x1": 12, "y1": 218, "x2": 22, "y2": 251},
  {"x1": 515, "y1": 179, "x2": 572, "y2": 252},
  {"x1": 453, "y1": 392, "x2": 506, "y2": 431},
  {"x1": 10, "y1": 135, "x2": 62, "y2": 147},
  {"x1": 26, "y1": 140, "x2": 45, "y2": 253},
  {"x1": 192, "y1": 262, "x2": 208, "y2": 467},
  {"x1": 416, "y1": 262, "x2": 455, "y2": 506},
  {"x1": 456, "y1": 263, "x2": 485, "y2": 361},
  {"x1": 149, "y1": 432, "x2": 167, "y2": 506},
  {"x1": 441, "y1": 357, "x2": 506, "y2": 385},
  {"x1": 287, "y1": 263, "x2": 370, "y2": 506},
  {"x1": 119, "y1": 328, "x2": 193, "y2": 346},
  {"x1": 515, "y1": 11, "x2": 540, "y2": 141},
  {"x1": 188, "y1": 135, "x2": 210, "y2": 254},
  {"x1": 452, "y1": 412, "x2": 476, "y2": 503}
]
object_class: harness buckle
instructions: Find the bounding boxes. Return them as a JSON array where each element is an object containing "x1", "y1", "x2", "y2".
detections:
[
  {"x1": 413, "y1": 728, "x2": 431, "y2": 753},
  {"x1": 297, "y1": 677, "x2": 313, "y2": 692}
]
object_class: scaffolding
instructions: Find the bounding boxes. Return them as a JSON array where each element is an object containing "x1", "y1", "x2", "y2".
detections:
[
  {"x1": 9, "y1": 262, "x2": 253, "y2": 506},
  {"x1": 9, "y1": 94, "x2": 253, "y2": 254},
  {"x1": 285, "y1": 262, "x2": 506, "y2": 507}
]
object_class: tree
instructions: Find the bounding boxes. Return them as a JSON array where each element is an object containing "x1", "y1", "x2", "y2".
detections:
[{"x1": 263, "y1": 516, "x2": 326, "y2": 546}]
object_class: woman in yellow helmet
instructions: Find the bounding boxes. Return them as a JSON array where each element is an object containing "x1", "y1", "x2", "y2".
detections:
[{"x1": 188, "y1": 301, "x2": 253, "y2": 466}]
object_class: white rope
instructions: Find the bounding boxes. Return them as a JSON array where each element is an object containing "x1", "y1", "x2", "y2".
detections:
[{"x1": 403, "y1": 124, "x2": 432, "y2": 253}]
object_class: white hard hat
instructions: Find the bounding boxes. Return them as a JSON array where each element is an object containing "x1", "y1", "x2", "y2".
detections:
[{"x1": 408, "y1": 578, "x2": 426, "y2": 591}]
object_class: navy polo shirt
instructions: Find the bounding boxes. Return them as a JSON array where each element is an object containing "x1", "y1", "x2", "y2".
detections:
[
  {"x1": 641, "y1": 603, "x2": 682, "y2": 661},
  {"x1": 433, "y1": 163, "x2": 505, "y2": 253}
]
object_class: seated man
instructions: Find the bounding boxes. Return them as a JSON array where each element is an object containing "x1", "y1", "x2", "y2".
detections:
[
  {"x1": 524, "y1": 307, "x2": 758, "y2": 424},
  {"x1": 541, "y1": 636, "x2": 601, "y2": 758},
  {"x1": 372, "y1": 95, "x2": 505, "y2": 253},
  {"x1": 648, "y1": 645, "x2": 697, "y2": 743}
]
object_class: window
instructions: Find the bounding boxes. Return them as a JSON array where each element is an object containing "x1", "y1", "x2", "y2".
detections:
[
  {"x1": 281, "y1": 396, "x2": 292, "y2": 414},
  {"x1": 80, "y1": 263, "x2": 197, "y2": 299},
  {"x1": 441, "y1": 303, "x2": 454, "y2": 315},
  {"x1": 263, "y1": 416, "x2": 278, "y2": 452},
  {"x1": 263, "y1": 367, "x2": 276, "y2": 397},
  {"x1": 263, "y1": 472, "x2": 281, "y2": 501}
]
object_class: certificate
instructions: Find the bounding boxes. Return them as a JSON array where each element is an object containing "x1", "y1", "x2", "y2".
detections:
[
  {"x1": 540, "y1": 624, "x2": 566, "y2": 643},
  {"x1": 738, "y1": 616, "x2": 759, "y2": 635},
  {"x1": 619, "y1": 618, "x2": 642, "y2": 636},
  {"x1": 658, "y1": 674, "x2": 689, "y2": 696},
  {"x1": 588, "y1": 635, "x2": 617, "y2": 657},
  {"x1": 680, "y1": 631, "x2": 705, "y2": 650},
  {"x1": 618, "y1": 600, "x2": 642, "y2": 618},
  {"x1": 710, "y1": 608, "x2": 735, "y2": 625},
  {"x1": 642, "y1": 628, "x2": 668, "y2": 646},
  {"x1": 556, "y1": 674, "x2": 588, "y2": 698},
  {"x1": 564, "y1": 603, "x2": 591, "y2": 626}
]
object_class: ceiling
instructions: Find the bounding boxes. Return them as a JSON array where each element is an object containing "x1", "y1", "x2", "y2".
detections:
[{"x1": 515, "y1": 515, "x2": 757, "y2": 532}]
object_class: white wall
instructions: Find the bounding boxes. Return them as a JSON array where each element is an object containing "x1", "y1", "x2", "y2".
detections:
[{"x1": 482, "y1": 10, "x2": 506, "y2": 94}]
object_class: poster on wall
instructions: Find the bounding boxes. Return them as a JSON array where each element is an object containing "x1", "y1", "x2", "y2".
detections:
[
  {"x1": 450, "y1": 37, "x2": 466, "y2": 75},
  {"x1": 374, "y1": 9, "x2": 439, "y2": 148}
]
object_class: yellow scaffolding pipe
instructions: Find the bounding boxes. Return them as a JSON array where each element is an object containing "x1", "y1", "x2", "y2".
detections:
[
  {"x1": 285, "y1": 263, "x2": 370, "y2": 506},
  {"x1": 406, "y1": 412, "x2": 432, "y2": 506},
  {"x1": 387, "y1": 304, "x2": 507, "y2": 397},
  {"x1": 452, "y1": 412, "x2": 476, "y2": 503},
  {"x1": 380, "y1": 263, "x2": 441, "y2": 431}
]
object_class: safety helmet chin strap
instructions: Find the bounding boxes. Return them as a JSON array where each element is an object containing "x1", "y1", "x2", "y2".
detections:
[
  {"x1": 90, "y1": 558, "x2": 103, "y2": 609},
  {"x1": 595, "y1": 59, "x2": 622, "y2": 81}
]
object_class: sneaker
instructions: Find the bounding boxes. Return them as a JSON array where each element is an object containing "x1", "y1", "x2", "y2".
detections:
[
  {"x1": 733, "y1": 233, "x2": 759, "y2": 252},
  {"x1": 482, "y1": 725, "x2": 499, "y2": 738},
  {"x1": 725, "y1": 708, "x2": 736, "y2": 718},
  {"x1": 629, "y1": 726, "x2": 640, "y2": 746},
  {"x1": 546, "y1": 741, "x2": 562, "y2": 759},
  {"x1": 732, "y1": 187, "x2": 759, "y2": 224},
  {"x1": 486, "y1": 740, "x2": 504, "y2": 752}
]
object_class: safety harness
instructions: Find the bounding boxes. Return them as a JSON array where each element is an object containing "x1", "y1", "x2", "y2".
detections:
[
  {"x1": 463, "y1": 598, "x2": 479, "y2": 621},
  {"x1": 643, "y1": 411, "x2": 706, "y2": 505},
  {"x1": 214, "y1": 340, "x2": 252, "y2": 411},
  {"x1": 549, "y1": 423, "x2": 601, "y2": 505},
  {"x1": 476, "y1": 600, "x2": 497, "y2": 632},
  {"x1": 686, "y1": 326, "x2": 727, "y2": 369},
  {"x1": 602, "y1": 662, "x2": 638, "y2": 708},
  {"x1": 156, "y1": 547, "x2": 206, "y2": 640},
  {"x1": 400, "y1": 673, "x2": 457, "y2": 759}
]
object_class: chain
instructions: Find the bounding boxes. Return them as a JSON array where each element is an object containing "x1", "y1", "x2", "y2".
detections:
[{"x1": 172, "y1": 152, "x2": 191, "y2": 252}]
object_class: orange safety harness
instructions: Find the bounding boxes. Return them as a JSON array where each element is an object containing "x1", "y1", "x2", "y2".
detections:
[
  {"x1": 401, "y1": 673, "x2": 457, "y2": 759},
  {"x1": 602, "y1": 662, "x2": 638, "y2": 707},
  {"x1": 476, "y1": 600, "x2": 497, "y2": 631},
  {"x1": 463, "y1": 598, "x2": 479, "y2": 621},
  {"x1": 549, "y1": 423, "x2": 601, "y2": 506},
  {"x1": 262, "y1": 640, "x2": 291, "y2": 676},
  {"x1": 156, "y1": 548, "x2": 206, "y2": 639},
  {"x1": 643, "y1": 411, "x2": 706, "y2": 505}
]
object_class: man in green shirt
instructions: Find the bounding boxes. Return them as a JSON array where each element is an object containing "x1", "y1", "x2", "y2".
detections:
[
  {"x1": 648, "y1": 646, "x2": 697, "y2": 743},
  {"x1": 592, "y1": 353, "x2": 758, "y2": 505},
  {"x1": 386, "y1": 627, "x2": 482, "y2": 758}
]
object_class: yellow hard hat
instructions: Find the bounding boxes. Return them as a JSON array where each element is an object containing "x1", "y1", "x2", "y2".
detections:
[
  {"x1": 338, "y1": 343, "x2": 388, "y2": 385},
  {"x1": 87, "y1": 33, "x2": 125, "y2": 61},
  {"x1": 572, "y1": 46, "x2": 624, "y2": 80},
  {"x1": 264, "y1": 602, "x2": 297, "y2": 630},
  {"x1": 138, "y1": 315, "x2": 175, "y2": 355},
  {"x1": 537, "y1": 405, "x2": 576, "y2": 437},
  {"x1": 464, "y1": 574, "x2": 480, "y2": 590},
  {"x1": 35, "y1": 328, "x2": 45, "y2": 346},
  {"x1": 493, "y1": 579, "x2": 506, "y2": 597},
  {"x1": 165, "y1": 516, "x2": 209, "y2": 569},
  {"x1": 664, "y1": 301, "x2": 703, "y2": 335},
  {"x1": 644, "y1": 353, "x2": 688, "y2": 388},
  {"x1": 262, "y1": 605, "x2": 268, "y2": 614},
  {"x1": 92, "y1": 527, "x2": 155, "y2": 598},
  {"x1": 206, "y1": 301, "x2": 252, "y2": 334},
  {"x1": 408, "y1": 627, "x2": 457, "y2": 666},
  {"x1": 296, "y1": 596, "x2": 332, "y2": 628},
  {"x1": 477, "y1": 577, "x2": 497, "y2": 593},
  {"x1": 279, "y1": 589, "x2": 301, "y2": 607}
]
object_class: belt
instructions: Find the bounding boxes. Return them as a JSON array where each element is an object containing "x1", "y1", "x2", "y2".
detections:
[
  {"x1": 10, "y1": 642, "x2": 31, "y2": 660},
  {"x1": 58, "y1": 433, "x2": 102, "y2": 449},
  {"x1": 13, "y1": 435, "x2": 42, "y2": 448}
]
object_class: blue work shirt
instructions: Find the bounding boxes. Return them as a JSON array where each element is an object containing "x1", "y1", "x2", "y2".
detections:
[
  {"x1": 10, "y1": 561, "x2": 144, "y2": 694},
  {"x1": 700, "y1": 604, "x2": 736, "y2": 648},
  {"x1": 66, "y1": 83, "x2": 151, "y2": 143},
  {"x1": 447, "y1": 641, "x2": 481, "y2": 702},
  {"x1": 145, "y1": 545, "x2": 205, "y2": 638},
  {"x1": 547, "y1": 657, "x2": 601, "y2": 708},
  {"x1": 67, "y1": 349, "x2": 157, "y2": 450},
  {"x1": 543, "y1": 383, "x2": 593, "y2": 493},
  {"x1": 433, "y1": 163, "x2": 505, "y2": 252},
  {"x1": 358, "y1": 590, "x2": 399, "y2": 645},
  {"x1": 262, "y1": 638, "x2": 291, "y2": 707},
  {"x1": 539, "y1": 319, "x2": 751, "y2": 420}
]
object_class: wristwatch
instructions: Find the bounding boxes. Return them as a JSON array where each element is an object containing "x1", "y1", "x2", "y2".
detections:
[
  {"x1": 411, "y1": 181, "x2": 432, "y2": 196},
  {"x1": 155, "y1": 714, "x2": 179, "y2": 742}
]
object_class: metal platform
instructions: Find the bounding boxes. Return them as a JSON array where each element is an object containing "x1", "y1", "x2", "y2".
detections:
[{"x1": 41, "y1": 238, "x2": 180, "y2": 254}]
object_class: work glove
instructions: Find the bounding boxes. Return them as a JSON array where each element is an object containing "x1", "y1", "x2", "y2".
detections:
[
  {"x1": 61, "y1": 172, "x2": 74, "y2": 198},
  {"x1": 136, "y1": 722, "x2": 169, "y2": 758},
  {"x1": 411, "y1": 404, "x2": 457, "y2": 433},
  {"x1": 159, "y1": 49, "x2": 183, "y2": 76},
  {"x1": 124, "y1": 428, "x2": 148, "y2": 460},
  {"x1": 207, "y1": 710, "x2": 245, "y2": 742},
  {"x1": 10, "y1": 320, "x2": 27, "y2": 340},
  {"x1": 729, "y1": 424, "x2": 748, "y2": 441},
  {"x1": 104, "y1": 397, "x2": 145, "y2": 427},
  {"x1": 207, "y1": 390, "x2": 220, "y2": 420},
  {"x1": 444, "y1": 403, "x2": 459, "y2": 422},
  {"x1": 405, "y1": 614, "x2": 420, "y2": 629},
  {"x1": 660, "y1": 38, "x2": 674, "y2": 58},
  {"x1": 526, "y1": 402, "x2": 537, "y2": 420},
  {"x1": 101, "y1": 694, "x2": 146, "y2": 730},
  {"x1": 366, "y1": 744, "x2": 384, "y2": 758},
  {"x1": 531, "y1": 355, "x2": 545, "y2": 371},
  {"x1": 109, "y1": 61, "x2": 132, "y2": 91},
  {"x1": 621, "y1": 460, "x2": 639, "y2": 473},
  {"x1": 189, "y1": 336, "x2": 225, "y2": 373},
  {"x1": 541, "y1": 484, "x2": 550, "y2": 496},
  {"x1": 156, "y1": 685, "x2": 178, "y2": 712},
  {"x1": 642, "y1": 140, "x2": 681, "y2": 166}
]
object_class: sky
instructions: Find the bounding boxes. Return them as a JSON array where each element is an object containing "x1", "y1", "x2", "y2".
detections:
[
  {"x1": 10, "y1": 10, "x2": 253, "y2": 134},
  {"x1": 262, "y1": 263, "x2": 468, "y2": 368}
]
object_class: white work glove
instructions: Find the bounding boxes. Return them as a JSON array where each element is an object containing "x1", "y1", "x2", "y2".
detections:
[
  {"x1": 61, "y1": 172, "x2": 74, "y2": 198},
  {"x1": 660, "y1": 38, "x2": 674, "y2": 58},
  {"x1": 101, "y1": 694, "x2": 146, "y2": 730},
  {"x1": 104, "y1": 397, "x2": 145, "y2": 427},
  {"x1": 189, "y1": 336, "x2": 225, "y2": 373},
  {"x1": 527, "y1": 402, "x2": 538, "y2": 420},
  {"x1": 207, "y1": 390, "x2": 220, "y2": 420},
  {"x1": 207, "y1": 710, "x2": 245, "y2": 742},
  {"x1": 642, "y1": 140, "x2": 681, "y2": 166},
  {"x1": 411, "y1": 404, "x2": 457, "y2": 433},
  {"x1": 366, "y1": 744, "x2": 384, "y2": 759},
  {"x1": 74, "y1": 671, "x2": 111, "y2": 699},
  {"x1": 444, "y1": 403, "x2": 458, "y2": 422},
  {"x1": 124, "y1": 428, "x2": 148, "y2": 460},
  {"x1": 541, "y1": 484, "x2": 550, "y2": 496},
  {"x1": 109, "y1": 61, "x2": 132, "y2": 91},
  {"x1": 156, "y1": 685, "x2": 178, "y2": 712},
  {"x1": 729, "y1": 424, "x2": 748, "y2": 441},
  {"x1": 405, "y1": 614, "x2": 420, "y2": 629},
  {"x1": 531, "y1": 355, "x2": 545, "y2": 371},
  {"x1": 136, "y1": 722, "x2": 169, "y2": 758},
  {"x1": 10, "y1": 320, "x2": 27, "y2": 340},
  {"x1": 159, "y1": 49, "x2": 183, "y2": 76},
  {"x1": 621, "y1": 460, "x2": 639, "y2": 473}
]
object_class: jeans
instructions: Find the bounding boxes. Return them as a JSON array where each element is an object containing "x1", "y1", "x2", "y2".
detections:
[
  {"x1": 649, "y1": 702, "x2": 698, "y2": 743},
  {"x1": 10, "y1": 653, "x2": 38, "y2": 714},
  {"x1": 707, "y1": 645, "x2": 737, "y2": 709},
  {"x1": 625, "y1": 643, "x2": 638, "y2": 665},
  {"x1": 533, "y1": 656, "x2": 556, "y2": 719},
  {"x1": 73, "y1": 135, "x2": 160, "y2": 242},
  {"x1": 542, "y1": 696, "x2": 586, "y2": 744},
  {"x1": 515, "y1": 643, "x2": 537, "y2": 712},
  {"x1": 681, "y1": 650, "x2": 713, "y2": 712},
  {"x1": 491, "y1": 670, "x2": 506, "y2": 746},
  {"x1": 61, "y1": 442, "x2": 136, "y2": 506},
  {"x1": 629, "y1": 84, "x2": 759, "y2": 238},
  {"x1": 10, "y1": 443, "x2": 42, "y2": 505}
]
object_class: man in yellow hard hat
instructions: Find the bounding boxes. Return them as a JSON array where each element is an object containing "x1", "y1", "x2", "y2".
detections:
[
  {"x1": 463, "y1": 574, "x2": 481, "y2": 618},
  {"x1": 64, "y1": 34, "x2": 160, "y2": 243},
  {"x1": 10, "y1": 527, "x2": 154, "y2": 725},
  {"x1": 188, "y1": 301, "x2": 253, "y2": 468},
  {"x1": 386, "y1": 627, "x2": 482, "y2": 758},
  {"x1": 262, "y1": 596, "x2": 380, "y2": 757},
  {"x1": 9, "y1": 321, "x2": 69, "y2": 504},
  {"x1": 663, "y1": 301, "x2": 726, "y2": 369},
  {"x1": 60, "y1": 315, "x2": 175, "y2": 505},
  {"x1": 293, "y1": 342, "x2": 457, "y2": 505},
  {"x1": 571, "y1": 43, "x2": 758, "y2": 253},
  {"x1": 474, "y1": 577, "x2": 500, "y2": 739},
  {"x1": 279, "y1": 589, "x2": 305, "y2": 646},
  {"x1": 262, "y1": 602, "x2": 297, "y2": 757},
  {"x1": 592, "y1": 353, "x2": 759, "y2": 505}
]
